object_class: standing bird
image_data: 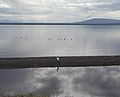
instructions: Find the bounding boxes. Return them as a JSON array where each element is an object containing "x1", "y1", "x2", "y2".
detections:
[
  {"x1": 56, "y1": 56, "x2": 60, "y2": 72},
  {"x1": 57, "y1": 56, "x2": 59, "y2": 61}
]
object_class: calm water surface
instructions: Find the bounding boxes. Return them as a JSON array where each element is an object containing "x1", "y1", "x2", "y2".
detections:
[
  {"x1": 0, "y1": 25, "x2": 120, "y2": 57},
  {"x1": 0, "y1": 25, "x2": 120, "y2": 97}
]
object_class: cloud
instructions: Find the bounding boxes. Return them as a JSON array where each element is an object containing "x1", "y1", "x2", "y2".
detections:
[
  {"x1": 0, "y1": 68, "x2": 63, "y2": 96},
  {"x1": 0, "y1": 69, "x2": 36, "y2": 95},
  {"x1": 73, "y1": 67, "x2": 120, "y2": 97},
  {"x1": 0, "y1": 67, "x2": 120, "y2": 97},
  {"x1": 35, "y1": 76, "x2": 63, "y2": 97},
  {"x1": 0, "y1": 3, "x2": 11, "y2": 9},
  {"x1": 0, "y1": 69, "x2": 33, "y2": 88},
  {"x1": 0, "y1": 0, "x2": 120, "y2": 22}
]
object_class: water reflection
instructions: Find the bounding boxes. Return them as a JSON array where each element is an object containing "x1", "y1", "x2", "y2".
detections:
[
  {"x1": 0, "y1": 25, "x2": 120, "y2": 96},
  {"x1": 0, "y1": 67, "x2": 120, "y2": 97}
]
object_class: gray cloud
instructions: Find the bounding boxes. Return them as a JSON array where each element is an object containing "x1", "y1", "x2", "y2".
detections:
[
  {"x1": 0, "y1": 69, "x2": 35, "y2": 95},
  {"x1": 73, "y1": 67, "x2": 120, "y2": 97},
  {"x1": 0, "y1": 68, "x2": 63, "y2": 96},
  {"x1": 0, "y1": 67, "x2": 120, "y2": 97},
  {"x1": 0, "y1": 0, "x2": 120, "y2": 22},
  {"x1": 35, "y1": 76, "x2": 63, "y2": 97},
  {"x1": 0, "y1": 69, "x2": 33, "y2": 87},
  {"x1": 94, "y1": 2, "x2": 120, "y2": 11}
]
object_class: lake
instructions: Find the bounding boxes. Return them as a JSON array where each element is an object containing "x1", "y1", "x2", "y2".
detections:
[
  {"x1": 0, "y1": 25, "x2": 120, "y2": 58},
  {"x1": 0, "y1": 25, "x2": 120, "y2": 97}
]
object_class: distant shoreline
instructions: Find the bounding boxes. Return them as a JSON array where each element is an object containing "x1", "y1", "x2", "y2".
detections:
[
  {"x1": 1, "y1": 23, "x2": 120, "y2": 25},
  {"x1": 1, "y1": 18, "x2": 120, "y2": 25}
]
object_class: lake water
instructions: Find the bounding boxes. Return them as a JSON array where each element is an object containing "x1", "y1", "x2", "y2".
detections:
[
  {"x1": 0, "y1": 25, "x2": 120, "y2": 58},
  {"x1": 0, "y1": 25, "x2": 120, "y2": 97}
]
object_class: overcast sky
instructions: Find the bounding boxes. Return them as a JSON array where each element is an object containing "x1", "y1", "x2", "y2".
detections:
[{"x1": 0, "y1": 0, "x2": 120, "y2": 22}]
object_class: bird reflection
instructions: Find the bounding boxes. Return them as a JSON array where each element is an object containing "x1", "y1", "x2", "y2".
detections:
[{"x1": 56, "y1": 67, "x2": 59, "y2": 72}]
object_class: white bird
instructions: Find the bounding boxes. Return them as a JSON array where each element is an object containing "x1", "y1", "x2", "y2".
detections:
[{"x1": 56, "y1": 56, "x2": 59, "y2": 61}]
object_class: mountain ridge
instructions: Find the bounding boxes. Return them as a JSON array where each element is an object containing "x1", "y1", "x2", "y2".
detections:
[{"x1": 76, "y1": 18, "x2": 120, "y2": 25}]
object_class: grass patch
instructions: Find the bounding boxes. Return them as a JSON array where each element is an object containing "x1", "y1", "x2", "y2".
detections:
[{"x1": 2, "y1": 93, "x2": 49, "y2": 97}]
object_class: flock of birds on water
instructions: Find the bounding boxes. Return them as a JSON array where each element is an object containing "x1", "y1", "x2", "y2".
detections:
[
  {"x1": 13, "y1": 32, "x2": 73, "y2": 41},
  {"x1": 48, "y1": 38, "x2": 72, "y2": 41},
  {"x1": 14, "y1": 36, "x2": 73, "y2": 41},
  {"x1": 15, "y1": 36, "x2": 29, "y2": 39}
]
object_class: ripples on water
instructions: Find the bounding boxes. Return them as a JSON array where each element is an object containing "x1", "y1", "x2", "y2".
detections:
[{"x1": 0, "y1": 25, "x2": 120, "y2": 57}]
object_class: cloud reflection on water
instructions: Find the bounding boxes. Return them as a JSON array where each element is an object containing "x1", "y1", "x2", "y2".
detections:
[{"x1": 0, "y1": 67, "x2": 120, "y2": 97}]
